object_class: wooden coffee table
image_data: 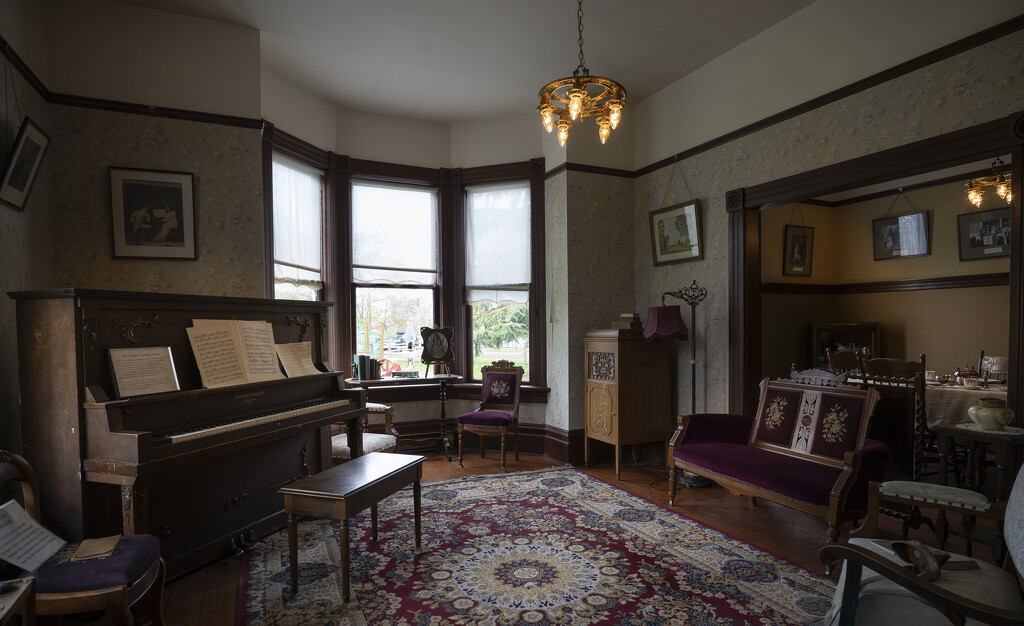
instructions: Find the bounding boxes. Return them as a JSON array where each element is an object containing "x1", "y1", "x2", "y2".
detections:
[{"x1": 280, "y1": 452, "x2": 425, "y2": 602}]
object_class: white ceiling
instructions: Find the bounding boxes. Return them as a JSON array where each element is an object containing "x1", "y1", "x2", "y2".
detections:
[{"x1": 111, "y1": 0, "x2": 815, "y2": 124}]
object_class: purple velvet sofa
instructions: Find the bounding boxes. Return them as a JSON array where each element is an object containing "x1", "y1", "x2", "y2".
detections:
[{"x1": 666, "y1": 380, "x2": 891, "y2": 548}]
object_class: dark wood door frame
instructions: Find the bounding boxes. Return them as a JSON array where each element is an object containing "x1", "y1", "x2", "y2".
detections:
[{"x1": 727, "y1": 111, "x2": 1024, "y2": 420}]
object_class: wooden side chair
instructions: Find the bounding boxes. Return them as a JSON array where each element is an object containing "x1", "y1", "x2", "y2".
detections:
[
  {"x1": 978, "y1": 349, "x2": 1009, "y2": 384},
  {"x1": 457, "y1": 360, "x2": 524, "y2": 472},
  {"x1": 827, "y1": 347, "x2": 865, "y2": 375},
  {"x1": 0, "y1": 449, "x2": 165, "y2": 626},
  {"x1": 331, "y1": 402, "x2": 399, "y2": 463}
]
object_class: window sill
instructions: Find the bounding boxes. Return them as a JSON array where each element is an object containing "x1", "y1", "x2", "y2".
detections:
[{"x1": 358, "y1": 382, "x2": 550, "y2": 404}]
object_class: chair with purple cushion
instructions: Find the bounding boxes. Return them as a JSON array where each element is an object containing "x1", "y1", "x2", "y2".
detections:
[
  {"x1": 0, "y1": 449, "x2": 165, "y2": 626},
  {"x1": 457, "y1": 360, "x2": 524, "y2": 472}
]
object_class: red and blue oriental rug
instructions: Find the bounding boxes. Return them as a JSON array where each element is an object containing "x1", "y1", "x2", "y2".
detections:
[{"x1": 238, "y1": 468, "x2": 833, "y2": 624}]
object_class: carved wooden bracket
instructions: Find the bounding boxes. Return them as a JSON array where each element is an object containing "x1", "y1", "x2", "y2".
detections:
[{"x1": 114, "y1": 315, "x2": 158, "y2": 346}]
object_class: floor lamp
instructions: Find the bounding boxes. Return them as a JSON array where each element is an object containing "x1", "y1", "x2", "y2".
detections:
[{"x1": 647, "y1": 279, "x2": 710, "y2": 487}]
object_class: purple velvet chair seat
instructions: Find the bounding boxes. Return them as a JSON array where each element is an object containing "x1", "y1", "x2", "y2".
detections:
[
  {"x1": 675, "y1": 443, "x2": 841, "y2": 510},
  {"x1": 457, "y1": 409, "x2": 514, "y2": 428},
  {"x1": 24, "y1": 535, "x2": 162, "y2": 594}
]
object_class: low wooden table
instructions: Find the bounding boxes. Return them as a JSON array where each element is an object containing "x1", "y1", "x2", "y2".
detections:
[{"x1": 280, "y1": 452, "x2": 425, "y2": 602}]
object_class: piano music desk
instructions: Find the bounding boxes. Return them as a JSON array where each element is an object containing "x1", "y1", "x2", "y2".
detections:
[{"x1": 280, "y1": 452, "x2": 425, "y2": 602}]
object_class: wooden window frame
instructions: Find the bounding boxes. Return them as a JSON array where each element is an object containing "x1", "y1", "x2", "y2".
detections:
[{"x1": 263, "y1": 125, "x2": 547, "y2": 401}]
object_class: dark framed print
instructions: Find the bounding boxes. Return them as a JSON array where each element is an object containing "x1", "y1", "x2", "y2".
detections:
[
  {"x1": 649, "y1": 199, "x2": 703, "y2": 265},
  {"x1": 420, "y1": 326, "x2": 455, "y2": 365},
  {"x1": 110, "y1": 167, "x2": 195, "y2": 259},
  {"x1": 783, "y1": 225, "x2": 814, "y2": 276},
  {"x1": 872, "y1": 211, "x2": 929, "y2": 260},
  {"x1": 957, "y1": 207, "x2": 1010, "y2": 261},
  {"x1": 0, "y1": 117, "x2": 50, "y2": 211}
]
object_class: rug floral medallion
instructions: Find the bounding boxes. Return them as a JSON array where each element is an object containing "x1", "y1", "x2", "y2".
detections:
[{"x1": 239, "y1": 468, "x2": 834, "y2": 625}]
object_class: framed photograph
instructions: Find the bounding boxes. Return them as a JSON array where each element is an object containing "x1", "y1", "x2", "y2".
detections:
[
  {"x1": 957, "y1": 207, "x2": 1010, "y2": 261},
  {"x1": 0, "y1": 117, "x2": 50, "y2": 211},
  {"x1": 872, "y1": 211, "x2": 929, "y2": 260},
  {"x1": 110, "y1": 167, "x2": 195, "y2": 259},
  {"x1": 649, "y1": 200, "x2": 703, "y2": 265},
  {"x1": 783, "y1": 224, "x2": 814, "y2": 276}
]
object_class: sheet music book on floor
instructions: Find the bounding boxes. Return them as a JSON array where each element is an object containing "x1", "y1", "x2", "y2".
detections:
[
  {"x1": 0, "y1": 500, "x2": 66, "y2": 571},
  {"x1": 187, "y1": 319, "x2": 285, "y2": 388}
]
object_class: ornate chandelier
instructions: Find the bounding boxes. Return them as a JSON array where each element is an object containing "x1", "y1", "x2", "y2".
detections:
[
  {"x1": 965, "y1": 157, "x2": 1012, "y2": 207},
  {"x1": 537, "y1": 0, "x2": 626, "y2": 147}
]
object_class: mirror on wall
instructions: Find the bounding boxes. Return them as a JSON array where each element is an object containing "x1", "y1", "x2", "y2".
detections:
[{"x1": 758, "y1": 155, "x2": 1013, "y2": 381}]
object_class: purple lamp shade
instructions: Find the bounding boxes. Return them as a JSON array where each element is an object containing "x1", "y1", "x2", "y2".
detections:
[{"x1": 644, "y1": 305, "x2": 688, "y2": 342}]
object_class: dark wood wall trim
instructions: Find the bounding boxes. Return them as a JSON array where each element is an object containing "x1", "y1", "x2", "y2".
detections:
[
  {"x1": 761, "y1": 273, "x2": 1010, "y2": 295},
  {"x1": 634, "y1": 14, "x2": 1024, "y2": 178},
  {"x1": 731, "y1": 110, "x2": 1024, "y2": 425}
]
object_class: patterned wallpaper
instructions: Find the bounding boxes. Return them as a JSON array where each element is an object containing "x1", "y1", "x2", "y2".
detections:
[
  {"x1": 631, "y1": 29, "x2": 1024, "y2": 416},
  {"x1": 0, "y1": 61, "x2": 50, "y2": 452},
  {"x1": 42, "y1": 106, "x2": 264, "y2": 295}
]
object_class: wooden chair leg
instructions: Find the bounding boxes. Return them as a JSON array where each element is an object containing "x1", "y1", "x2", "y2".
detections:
[
  {"x1": 458, "y1": 426, "x2": 464, "y2": 468},
  {"x1": 150, "y1": 557, "x2": 167, "y2": 626},
  {"x1": 667, "y1": 465, "x2": 677, "y2": 506},
  {"x1": 514, "y1": 423, "x2": 519, "y2": 461},
  {"x1": 107, "y1": 604, "x2": 132, "y2": 626},
  {"x1": 500, "y1": 433, "x2": 507, "y2": 472},
  {"x1": 479, "y1": 435, "x2": 485, "y2": 458}
]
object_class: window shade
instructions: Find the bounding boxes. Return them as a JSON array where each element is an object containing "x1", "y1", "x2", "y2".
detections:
[
  {"x1": 272, "y1": 153, "x2": 323, "y2": 290},
  {"x1": 352, "y1": 181, "x2": 438, "y2": 286},
  {"x1": 466, "y1": 181, "x2": 530, "y2": 303}
]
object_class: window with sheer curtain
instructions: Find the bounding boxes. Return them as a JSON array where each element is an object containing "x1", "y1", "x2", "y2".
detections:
[
  {"x1": 466, "y1": 181, "x2": 531, "y2": 381},
  {"x1": 352, "y1": 181, "x2": 438, "y2": 362},
  {"x1": 272, "y1": 153, "x2": 323, "y2": 301}
]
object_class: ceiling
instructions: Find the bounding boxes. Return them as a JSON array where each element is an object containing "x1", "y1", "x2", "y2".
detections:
[{"x1": 111, "y1": 0, "x2": 815, "y2": 124}]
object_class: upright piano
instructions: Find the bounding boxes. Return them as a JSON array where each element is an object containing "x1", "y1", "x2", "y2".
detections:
[{"x1": 9, "y1": 289, "x2": 366, "y2": 577}]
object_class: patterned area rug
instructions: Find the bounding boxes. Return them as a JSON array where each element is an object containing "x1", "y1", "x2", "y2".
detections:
[{"x1": 238, "y1": 468, "x2": 833, "y2": 624}]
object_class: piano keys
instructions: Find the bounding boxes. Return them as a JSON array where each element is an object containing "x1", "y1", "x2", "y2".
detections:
[{"x1": 10, "y1": 288, "x2": 365, "y2": 578}]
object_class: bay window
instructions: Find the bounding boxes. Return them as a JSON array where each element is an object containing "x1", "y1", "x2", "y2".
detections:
[
  {"x1": 351, "y1": 181, "x2": 438, "y2": 370},
  {"x1": 465, "y1": 181, "x2": 532, "y2": 381}
]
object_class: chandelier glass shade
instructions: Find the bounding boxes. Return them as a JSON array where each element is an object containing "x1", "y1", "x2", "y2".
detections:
[
  {"x1": 537, "y1": 0, "x2": 626, "y2": 147},
  {"x1": 965, "y1": 157, "x2": 1013, "y2": 207}
]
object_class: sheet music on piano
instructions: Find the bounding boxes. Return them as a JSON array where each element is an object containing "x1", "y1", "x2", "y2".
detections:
[{"x1": 187, "y1": 319, "x2": 284, "y2": 388}]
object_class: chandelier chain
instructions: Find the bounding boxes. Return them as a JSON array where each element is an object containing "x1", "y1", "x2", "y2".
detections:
[{"x1": 576, "y1": 0, "x2": 587, "y2": 75}]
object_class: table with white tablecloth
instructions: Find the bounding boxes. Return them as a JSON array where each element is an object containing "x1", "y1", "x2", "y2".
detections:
[{"x1": 925, "y1": 383, "x2": 1008, "y2": 430}]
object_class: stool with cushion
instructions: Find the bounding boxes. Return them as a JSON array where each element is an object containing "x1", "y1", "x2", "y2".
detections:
[
  {"x1": 0, "y1": 449, "x2": 165, "y2": 626},
  {"x1": 457, "y1": 360, "x2": 524, "y2": 472},
  {"x1": 819, "y1": 462, "x2": 1024, "y2": 625},
  {"x1": 331, "y1": 402, "x2": 399, "y2": 462}
]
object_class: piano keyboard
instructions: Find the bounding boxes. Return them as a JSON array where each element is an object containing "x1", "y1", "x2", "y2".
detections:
[{"x1": 157, "y1": 398, "x2": 355, "y2": 444}]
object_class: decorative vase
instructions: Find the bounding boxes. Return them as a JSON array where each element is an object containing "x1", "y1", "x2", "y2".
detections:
[{"x1": 967, "y1": 397, "x2": 1015, "y2": 430}]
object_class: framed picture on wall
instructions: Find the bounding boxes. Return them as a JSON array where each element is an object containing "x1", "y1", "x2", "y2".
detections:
[
  {"x1": 649, "y1": 200, "x2": 703, "y2": 265},
  {"x1": 956, "y1": 207, "x2": 1010, "y2": 261},
  {"x1": 782, "y1": 225, "x2": 813, "y2": 276},
  {"x1": 110, "y1": 167, "x2": 196, "y2": 259},
  {"x1": 0, "y1": 117, "x2": 50, "y2": 211},
  {"x1": 872, "y1": 211, "x2": 929, "y2": 260}
]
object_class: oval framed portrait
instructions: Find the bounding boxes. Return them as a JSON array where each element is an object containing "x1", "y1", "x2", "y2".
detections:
[{"x1": 420, "y1": 326, "x2": 455, "y2": 365}]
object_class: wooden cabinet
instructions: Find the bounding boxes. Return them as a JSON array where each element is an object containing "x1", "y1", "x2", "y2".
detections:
[{"x1": 584, "y1": 328, "x2": 672, "y2": 478}]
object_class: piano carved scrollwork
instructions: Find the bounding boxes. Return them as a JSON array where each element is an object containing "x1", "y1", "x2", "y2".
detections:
[
  {"x1": 114, "y1": 314, "x2": 159, "y2": 345},
  {"x1": 84, "y1": 321, "x2": 97, "y2": 353},
  {"x1": 287, "y1": 316, "x2": 312, "y2": 342}
]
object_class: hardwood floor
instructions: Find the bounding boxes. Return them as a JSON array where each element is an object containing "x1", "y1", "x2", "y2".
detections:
[{"x1": 73, "y1": 450, "x2": 996, "y2": 625}]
